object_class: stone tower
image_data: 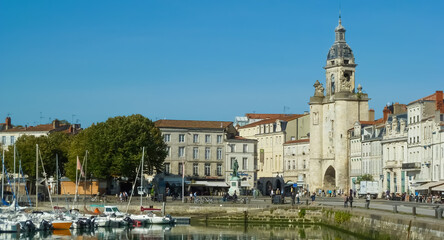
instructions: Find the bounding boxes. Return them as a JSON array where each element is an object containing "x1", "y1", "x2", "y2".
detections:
[{"x1": 309, "y1": 17, "x2": 370, "y2": 192}]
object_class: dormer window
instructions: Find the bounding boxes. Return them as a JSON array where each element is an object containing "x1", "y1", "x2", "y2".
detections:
[
  {"x1": 344, "y1": 60, "x2": 349, "y2": 64},
  {"x1": 331, "y1": 61, "x2": 334, "y2": 65}
]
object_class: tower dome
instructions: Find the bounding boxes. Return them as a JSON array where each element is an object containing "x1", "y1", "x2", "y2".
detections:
[{"x1": 327, "y1": 17, "x2": 354, "y2": 62}]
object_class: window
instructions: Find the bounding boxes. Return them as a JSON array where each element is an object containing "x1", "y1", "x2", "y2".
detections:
[
  {"x1": 178, "y1": 163, "x2": 183, "y2": 175},
  {"x1": 243, "y1": 144, "x2": 248, "y2": 153},
  {"x1": 179, "y1": 134, "x2": 185, "y2": 142},
  {"x1": 193, "y1": 163, "x2": 198, "y2": 176},
  {"x1": 217, "y1": 148, "x2": 222, "y2": 160},
  {"x1": 205, "y1": 163, "x2": 211, "y2": 176},
  {"x1": 242, "y1": 157, "x2": 248, "y2": 170},
  {"x1": 10, "y1": 136, "x2": 14, "y2": 145},
  {"x1": 178, "y1": 147, "x2": 185, "y2": 157},
  {"x1": 1, "y1": 136, "x2": 5, "y2": 145},
  {"x1": 164, "y1": 163, "x2": 170, "y2": 174},
  {"x1": 229, "y1": 144, "x2": 235, "y2": 152},
  {"x1": 217, "y1": 135, "x2": 222, "y2": 143},
  {"x1": 164, "y1": 134, "x2": 170, "y2": 142},
  {"x1": 230, "y1": 157, "x2": 236, "y2": 170},
  {"x1": 293, "y1": 160, "x2": 296, "y2": 170},
  {"x1": 205, "y1": 147, "x2": 211, "y2": 160},
  {"x1": 166, "y1": 146, "x2": 170, "y2": 157},
  {"x1": 193, "y1": 134, "x2": 199, "y2": 143},
  {"x1": 205, "y1": 134, "x2": 211, "y2": 143},
  {"x1": 303, "y1": 160, "x2": 306, "y2": 169},
  {"x1": 217, "y1": 164, "x2": 222, "y2": 176},
  {"x1": 193, "y1": 147, "x2": 199, "y2": 159}
]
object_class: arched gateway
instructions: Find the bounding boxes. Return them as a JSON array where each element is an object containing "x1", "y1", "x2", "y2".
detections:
[{"x1": 324, "y1": 166, "x2": 336, "y2": 190}]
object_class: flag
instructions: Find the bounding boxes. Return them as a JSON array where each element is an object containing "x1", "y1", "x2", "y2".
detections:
[{"x1": 77, "y1": 156, "x2": 85, "y2": 177}]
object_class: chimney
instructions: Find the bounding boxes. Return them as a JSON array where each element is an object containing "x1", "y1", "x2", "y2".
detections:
[
  {"x1": 5, "y1": 117, "x2": 11, "y2": 130},
  {"x1": 383, "y1": 106, "x2": 391, "y2": 122},
  {"x1": 436, "y1": 91, "x2": 444, "y2": 113},
  {"x1": 52, "y1": 119, "x2": 60, "y2": 129},
  {"x1": 368, "y1": 109, "x2": 375, "y2": 122}
]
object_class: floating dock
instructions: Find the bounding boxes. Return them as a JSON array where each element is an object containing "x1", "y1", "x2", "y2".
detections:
[{"x1": 174, "y1": 217, "x2": 191, "y2": 224}]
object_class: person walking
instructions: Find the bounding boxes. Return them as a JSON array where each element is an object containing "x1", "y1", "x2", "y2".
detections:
[
  {"x1": 349, "y1": 194, "x2": 354, "y2": 208},
  {"x1": 344, "y1": 194, "x2": 349, "y2": 208},
  {"x1": 365, "y1": 193, "x2": 371, "y2": 209}
]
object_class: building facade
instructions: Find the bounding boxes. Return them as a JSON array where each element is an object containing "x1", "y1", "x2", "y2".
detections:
[
  {"x1": 0, "y1": 118, "x2": 81, "y2": 149},
  {"x1": 283, "y1": 139, "x2": 310, "y2": 186},
  {"x1": 154, "y1": 120, "x2": 238, "y2": 186},
  {"x1": 382, "y1": 114, "x2": 409, "y2": 194},
  {"x1": 225, "y1": 137, "x2": 257, "y2": 189}
]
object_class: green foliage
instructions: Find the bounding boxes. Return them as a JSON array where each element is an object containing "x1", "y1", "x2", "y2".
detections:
[
  {"x1": 298, "y1": 209, "x2": 306, "y2": 218},
  {"x1": 66, "y1": 114, "x2": 167, "y2": 181},
  {"x1": 4, "y1": 133, "x2": 71, "y2": 178},
  {"x1": 355, "y1": 174, "x2": 374, "y2": 185},
  {"x1": 334, "y1": 211, "x2": 351, "y2": 224}
]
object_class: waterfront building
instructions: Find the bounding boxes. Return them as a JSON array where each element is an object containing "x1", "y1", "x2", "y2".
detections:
[
  {"x1": 155, "y1": 119, "x2": 241, "y2": 193},
  {"x1": 382, "y1": 112, "x2": 409, "y2": 195},
  {"x1": 349, "y1": 117, "x2": 384, "y2": 194},
  {"x1": 283, "y1": 139, "x2": 310, "y2": 186},
  {"x1": 234, "y1": 113, "x2": 300, "y2": 128},
  {"x1": 308, "y1": 17, "x2": 371, "y2": 192},
  {"x1": 225, "y1": 136, "x2": 257, "y2": 191},
  {"x1": 407, "y1": 91, "x2": 444, "y2": 190},
  {"x1": 0, "y1": 117, "x2": 81, "y2": 148},
  {"x1": 237, "y1": 114, "x2": 307, "y2": 179}
]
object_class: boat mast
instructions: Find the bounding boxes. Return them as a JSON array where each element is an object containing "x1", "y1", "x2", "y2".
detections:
[
  {"x1": 74, "y1": 155, "x2": 79, "y2": 208},
  {"x1": 141, "y1": 147, "x2": 144, "y2": 207},
  {"x1": 36, "y1": 144, "x2": 39, "y2": 209},
  {"x1": 2, "y1": 148, "x2": 4, "y2": 201},
  {"x1": 84, "y1": 150, "x2": 88, "y2": 204},
  {"x1": 56, "y1": 153, "x2": 59, "y2": 206},
  {"x1": 13, "y1": 144, "x2": 16, "y2": 201}
]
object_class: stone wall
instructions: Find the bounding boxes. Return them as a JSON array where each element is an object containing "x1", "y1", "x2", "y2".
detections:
[{"x1": 188, "y1": 206, "x2": 444, "y2": 240}]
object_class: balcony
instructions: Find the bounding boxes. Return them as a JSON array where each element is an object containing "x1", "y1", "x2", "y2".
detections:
[{"x1": 402, "y1": 162, "x2": 421, "y2": 171}]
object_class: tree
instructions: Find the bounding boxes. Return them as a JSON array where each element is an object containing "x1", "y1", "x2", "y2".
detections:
[
  {"x1": 66, "y1": 114, "x2": 167, "y2": 181},
  {"x1": 355, "y1": 174, "x2": 374, "y2": 185},
  {"x1": 4, "y1": 133, "x2": 71, "y2": 179}
]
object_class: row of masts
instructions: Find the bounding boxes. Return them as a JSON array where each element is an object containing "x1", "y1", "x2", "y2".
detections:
[{"x1": 2, "y1": 144, "x2": 148, "y2": 210}]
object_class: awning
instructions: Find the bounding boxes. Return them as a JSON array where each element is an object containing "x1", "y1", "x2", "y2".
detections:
[
  {"x1": 191, "y1": 181, "x2": 229, "y2": 188},
  {"x1": 241, "y1": 181, "x2": 251, "y2": 187},
  {"x1": 415, "y1": 181, "x2": 444, "y2": 191},
  {"x1": 431, "y1": 185, "x2": 444, "y2": 192}
]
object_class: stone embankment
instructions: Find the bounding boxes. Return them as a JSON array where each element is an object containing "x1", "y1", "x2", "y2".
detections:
[{"x1": 166, "y1": 204, "x2": 444, "y2": 240}]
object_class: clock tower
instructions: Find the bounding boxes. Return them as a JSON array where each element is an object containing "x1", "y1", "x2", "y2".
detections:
[{"x1": 308, "y1": 17, "x2": 371, "y2": 192}]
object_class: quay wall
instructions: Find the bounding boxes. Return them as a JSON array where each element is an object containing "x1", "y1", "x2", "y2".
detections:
[{"x1": 166, "y1": 205, "x2": 444, "y2": 240}]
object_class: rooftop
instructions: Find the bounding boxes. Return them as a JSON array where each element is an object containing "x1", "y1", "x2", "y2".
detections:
[{"x1": 155, "y1": 119, "x2": 232, "y2": 129}]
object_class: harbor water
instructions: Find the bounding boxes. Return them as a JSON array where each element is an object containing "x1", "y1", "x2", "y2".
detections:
[{"x1": 0, "y1": 223, "x2": 363, "y2": 239}]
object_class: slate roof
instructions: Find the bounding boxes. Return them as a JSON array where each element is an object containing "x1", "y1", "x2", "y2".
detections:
[{"x1": 155, "y1": 119, "x2": 232, "y2": 129}]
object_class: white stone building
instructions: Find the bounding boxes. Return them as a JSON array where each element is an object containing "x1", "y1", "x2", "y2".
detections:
[
  {"x1": 382, "y1": 114, "x2": 409, "y2": 195},
  {"x1": 155, "y1": 120, "x2": 237, "y2": 185},
  {"x1": 283, "y1": 139, "x2": 310, "y2": 186},
  {"x1": 225, "y1": 136, "x2": 257, "y2": 190},
  {"x1": 0, "y1": 117, "x2": 81, "y2": 149},
  {"x1": 407, "y1": 91, "x2": 444, "y2": 191}
]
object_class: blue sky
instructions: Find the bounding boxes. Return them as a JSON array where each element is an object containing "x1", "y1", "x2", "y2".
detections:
[{"x1": 1, "y1": 1, "x2": 443, "y2": 127}]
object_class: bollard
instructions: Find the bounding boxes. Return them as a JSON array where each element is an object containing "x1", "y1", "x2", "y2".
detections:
[
  {"x1": 435, "y1": 207, "x2": 440, "y2": 218},
  {"x1": 412, "y1": 206, "x2": 416, "y2": 216},
  {"x1": 393, "y1": 205, "x2": 398, "y2": 213},
  {"x1": 306, "y1": 199, "x2": 309, "y2": 205},
  {"x1": 439, "y1": 208, "x2": 443, "y2": 219}
]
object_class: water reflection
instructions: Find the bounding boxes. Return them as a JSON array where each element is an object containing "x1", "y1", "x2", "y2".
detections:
[{"x1": 0, "y1": 224, "x2": 362, "y2": 239}]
